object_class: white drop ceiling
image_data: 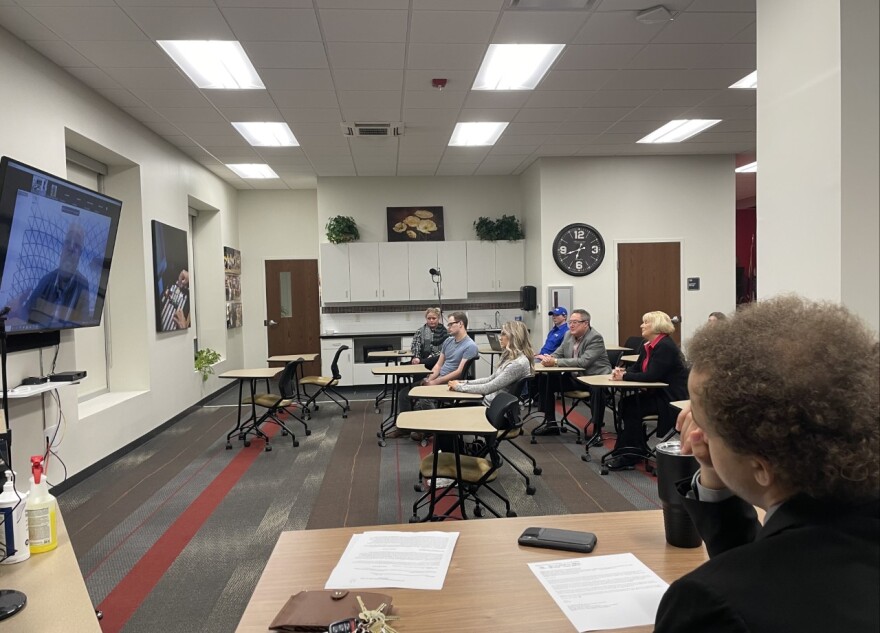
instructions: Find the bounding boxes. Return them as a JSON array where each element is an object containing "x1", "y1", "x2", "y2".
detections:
[{"x1": 0, "y1": 0, "x2": 757, "y2": 198}]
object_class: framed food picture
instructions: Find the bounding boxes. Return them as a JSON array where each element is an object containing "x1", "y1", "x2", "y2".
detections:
[{"x1": 387, "y1": 206, "x2": 444, "y2": 242}]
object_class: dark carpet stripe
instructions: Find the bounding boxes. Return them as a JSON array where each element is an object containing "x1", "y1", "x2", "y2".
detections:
[{"x1": 96, "y1": 426, "x2": 279, "y2": 633}]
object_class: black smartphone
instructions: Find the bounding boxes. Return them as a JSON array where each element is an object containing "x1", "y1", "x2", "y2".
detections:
[{"x1": 518, "y1": 527, "x2": 598, "y2": 553}]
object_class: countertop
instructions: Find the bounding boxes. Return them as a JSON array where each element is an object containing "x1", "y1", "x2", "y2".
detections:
[{"x1": 320, "y1": 328, "x2": 502, "y2": 339}]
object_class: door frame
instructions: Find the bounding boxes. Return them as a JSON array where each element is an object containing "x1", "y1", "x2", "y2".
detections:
[{"x1": 612, "y1": 238, "x2": 686, "y2": 344}]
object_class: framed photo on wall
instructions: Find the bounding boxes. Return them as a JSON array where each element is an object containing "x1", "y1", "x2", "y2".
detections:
[
  {"x1": 151, "y1": 220, "x2": 190, "y2": 332},
  {"x1": 387, "y1": 206, "x2": 444, "y2": 242},
  {"x1": 224, "y1": 246, "x2": 242, "y2": 329}
]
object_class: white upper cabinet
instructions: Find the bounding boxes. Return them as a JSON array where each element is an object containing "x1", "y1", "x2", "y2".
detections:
[
  {"x1": 348, "y1": 243, "x2": 380, "y2": 302},
  {"x1": 437, "y1": 241, "x2": 468, "y2": 300},
  {"x1": 466, "y1": 241, "x2": 524, "y2": 293},
  {"x1": 408, "y1": 243, "x2": 438, "y2": 301},
  {"x1": 320, "y1": 243, "x2": 351, "y2": 303},
  {"x1": 466, "y1": 241, "x2": 496, "y2": 292},
  {"x1": 378, "y1": 243, "x2": 410, "y2": 301},
  {"x1": 495, "y1": 241, "x2": 525, "y2": 291}
]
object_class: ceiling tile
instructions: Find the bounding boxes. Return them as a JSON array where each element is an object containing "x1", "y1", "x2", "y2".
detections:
[
  {"x1": 138, "y1": 90, "x2": 213, "y2": 108},
  {"x1": 410, "y1": 11, "x2": 497, "y2": 44},
  {"x1": 568, "y1": 107, "x2": 631, "y2": 121},
  {"x1": 622, "y1": 105, "x2": 691, "y2": 121},
  {"x1": 413, "y1": 0, "x2": 504, "y2": 9},
  {"x1": 338, "y1": 91, "x2": 402, "y2": 110},
  {"x1": 25, "y1": 6, "x2": 147, "y2": 41},
  {"x1": 215, "y1": 106, "x2": 285, "y2": 121},
  {"x1": 221, "y1": 8, "x2": 321, "y2": 41},
  {"x1": 279, "y1": 107, "x2": 344, "y2": 123},
  {"x1": 436, "y1": 164, "x2": 478, "y2": 176},
  {"x1": 0, "y1": 7, "x2": 60, "y2": 40},
  {"x1": 273, "y1": 89, "x2": 341, "y2": 108},
  {"x1": 28, "y1": 40, "x2": 93, "y2": 67},
  {"x1": 291, "y1": 123, "x2": 347, "y2": 137},
  {"x1": 628, "y1": 43, "x2": 755, "y2": 70},
  {"x1": 463, "y1": 91, "x2": 531, "y2": 109},
  {"x1": 652, "y1": 12, "x2": 755, "y2": 44},
  {"x1": 524, "y1": 91, "x2": 593, "y2": 108},
  {"x1": 583, "y1": 89, "x2": 654, "y2": 107},
  {"x1": 319, "y1": 9, "x2": 408, "y2": 42},
  {"x1": 97, "y1": 89, "x2": 146, "y2": 108},
  {"x1": 555, "y1": 45, "x2": 643, "y2": 70},
  {"x1": 458, "y1": 108, "x2": 519, "y2": 122},
  {"x1": 156, "y1": 107, "x2": 229, "y2": 124},
  {"x1": 215, "y1": 0, "x2": 314, "y2": 7},
  {"x1": 601, "y1": 70, "x2": 672, "y2": 90},
  {"x1": 541, "y1": 134, "x2": 599, "y2": 145},
  {"x1": 318, "y1": 0, "x2": 408, "y2": 8},
  {"x1": 574, "y1": 12, "x2": 666, "y2": 45},
  {"x1": 69, "y1": 40, "x2": 171, "y2": 68},
  {"x1": 664, "y1": 68, "x2": 754, "y2": 90},
  {"x1": 103, "y1": 67, "x2": 194, "y2": 91},
  {"x1": 406, "y1": 44, "x2": 485, "y2": 70},
  {"x1": 202, "y1": 90, "x2": 277, "y2": 108},
  {"x1": 493, "y1": 11, "x2": 589, "y2": 43},
  {"x1": 405, "y1": 90, "x2": 467, "y2": 109},
  {"x1": 327, "y1": 42, "x2": 406, "y2": 69},
  {"x1": 540, "y1": 70, "x2": 615, "y2": 90},
  {"x1": 260, "y1": 69, "x2": 335, "y2": 91},
  {"x1": 121, "y1": 106, "x2": 172, "y2": 123},
  {"x1": 243, "y1": 42, "x2": 328, "y2": 69},
  {"x1": 123, "y1": 7, "x2": 233, "y2": 40},
  {"x1": 333, "y1": 69, "x2": 403, "y2": 91},
  {"x1": 555, "y1": 120, "x2": 610, "y2": 134},
  {"x1": 640, "y1": 89, "x2": 717, "y2": 107},
  {"x1": 404, "y1": 69, "x2": 476, "y2": 91},
  {"x1": 339, "y1": 107, "x2": 402, "y2": 122},
  {"x1": 503, "y1": 121, "x2": 561, "y2": 135}
]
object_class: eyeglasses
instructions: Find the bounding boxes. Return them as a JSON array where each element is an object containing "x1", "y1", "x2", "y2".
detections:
[
  {"x1": 447, "y1": 321, "x2": 461, "y2": 327},
  {"x1": 568, "y1": 319, "x2": 586, "y2": 325}
]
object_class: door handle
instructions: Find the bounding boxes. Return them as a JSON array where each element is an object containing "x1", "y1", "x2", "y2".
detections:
[
  {"x1": 671, "y1": 316, "x2": 681, "y2": 324},
  {"x1": 264, "y1": 319, "x2": 278, "y2": 327}
]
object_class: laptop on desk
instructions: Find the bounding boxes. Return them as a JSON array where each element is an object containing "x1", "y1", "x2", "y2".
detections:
[{"x1": 486, "y1": 332, "x2": 503, "y2": 351}]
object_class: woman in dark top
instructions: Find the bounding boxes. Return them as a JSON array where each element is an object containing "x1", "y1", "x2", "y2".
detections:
[{"x1": 607, "y1": 310, "x2": 688, "y2": 470}]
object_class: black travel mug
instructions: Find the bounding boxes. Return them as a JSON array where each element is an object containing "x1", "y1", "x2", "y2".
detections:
[{"x1": 655, "y1": 440, "x2": 702, "y2": 548}]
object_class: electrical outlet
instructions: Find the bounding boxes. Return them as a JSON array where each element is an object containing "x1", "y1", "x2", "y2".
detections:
[{"x1": 44, "y1": 425, "x2": 59, "y2": 447}]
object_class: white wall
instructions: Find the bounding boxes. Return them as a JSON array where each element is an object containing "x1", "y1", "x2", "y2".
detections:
[
  {"x1": 0, "y1": 28, "x2": 242, "y2": 477},
  {"x1": 316, "y1": 176, "x2": 521, "y2": 243},
  {"x1": 237, "y1": 190, "x2": 319, "y2": 368},
  {"x1": 536, "y1": 156, "x2": 736, "y2": 347}
]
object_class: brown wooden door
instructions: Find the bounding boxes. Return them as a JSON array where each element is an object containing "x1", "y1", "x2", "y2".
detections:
[
  {"x1": 617, "y1": 242, "x2": 682, "y2": 346},
  {"x1": 265, "y1": 260, "x2": 321, "y2": 376}
]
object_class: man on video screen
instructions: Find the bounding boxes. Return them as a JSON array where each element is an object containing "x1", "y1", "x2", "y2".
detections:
[{"x1": 19, "y1": 222, "x2": 91, "y2": 327}]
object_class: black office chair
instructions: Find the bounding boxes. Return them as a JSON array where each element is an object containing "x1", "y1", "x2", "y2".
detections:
[
  {"x1": 495, "y1": 378, "x2": 542, "y2": 494},
  {"x1": 410, "y1": 392, "x2": 519, "y2": 521},
  {"x1": 233, "y1": 361, "x2": 303, "y2": 451},
  {"x1": 300, "y1": 345, "x2": 350, "y2": 418}
]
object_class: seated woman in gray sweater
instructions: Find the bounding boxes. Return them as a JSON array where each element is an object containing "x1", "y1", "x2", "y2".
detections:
[{"x1": 448, "y1": 320, "x2": 534, "y2": 405}]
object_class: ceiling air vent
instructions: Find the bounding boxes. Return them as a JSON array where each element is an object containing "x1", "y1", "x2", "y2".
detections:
[
  {"x1": 508, "y1": 0, "x2": 598, "y2": 10},
  {"x1": 340, "y1": 122, "x2": 404, "y2": 138}
]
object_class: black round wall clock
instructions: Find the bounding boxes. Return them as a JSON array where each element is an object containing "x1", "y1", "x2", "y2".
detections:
[{"x1": 552, "y1": 223, "x2": 606, "y2": 276}]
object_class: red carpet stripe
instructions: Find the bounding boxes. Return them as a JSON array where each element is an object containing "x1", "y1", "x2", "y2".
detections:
[{"x1": 96, "y1": 428, "x2": 279, "y2": 633}]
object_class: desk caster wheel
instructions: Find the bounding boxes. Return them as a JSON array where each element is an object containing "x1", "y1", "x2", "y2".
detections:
[
  {"x1": 244, "y1": 440, "x2": 251, "y2": 448},
  {"x1": 305, "y1": 429, "x2": 312, "y2": 436},
  {"x1": 413, "y1": 483, "x2": 423, "y2": 493},
  {"x1": 600, "y1": 468, "x2": 609, "y2": 476},
  {"x1": 526, "y1": 486, "x2": 536, "y2": 495},
  {"x1": 95, "y1": 610, "x2": 103, "y2": 621},
  {"x1": 581, "y1": 453, "x2": 592, "y2": 462},
  {"x1": 265, "y1": 444, "x2": 272, "y2": 452},
  {"x1": 225, "y1": 443, "x2": 232, "y2": 450},
  {"x1": 409, "y1": 515, "x2": 419, "y2": 523},
  {"x1": 281, "y1": 429, "x2": 288, "y2": 436},
  {"x1": 374, "y1": 407, "x2": 381, "y2": 414},
  {"x1": 378, "y1": 440, "x2": 387, "y2": 447},
  {"x1": 530, "y1": 437, "x2": 538, "y2": 445},
  {"x1": 238, "y1": 434, "x2": 246, "y2": 441},
  {"x1": 533, "y1": 467, "x2": 543, "y2": 475},
  {"x1": 342, "y1": 413, "x2": 347, "y2": 419},
  {"x1": 473, "y1": 506, "x2": 483, "y2": 518},
  {"x1": 313, "y1": 404, "x2": 320, "y2": 411},
  {"x1": 293, "y1": 440, "x2": 300, "y2": 448},
  {"x1": 506, "y1": 510, "x2": 517, "y2": 518},
  {"x1": 576, "y1": 438, "x2": 583, "y2": 445},
  {"x1": 419, "y1": 438, "x2": 428, "y2": 447}
]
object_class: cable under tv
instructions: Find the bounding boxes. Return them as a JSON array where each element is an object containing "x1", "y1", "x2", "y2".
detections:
[{"x1": 49, "y1": 370, "x2": 87, "y2": 382}]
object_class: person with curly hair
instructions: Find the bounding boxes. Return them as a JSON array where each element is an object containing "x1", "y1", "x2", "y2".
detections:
[{"x1": 654, "y1": 295, "x2": 879, "y2": 633}]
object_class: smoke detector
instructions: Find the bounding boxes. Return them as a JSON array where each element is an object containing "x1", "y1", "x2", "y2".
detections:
[
  {"x1": 636, "y1": 5, "x2": 674, "y2": 24},
  {"x1": 340, "y1": 122, "x2": 404, "y2": 138}
]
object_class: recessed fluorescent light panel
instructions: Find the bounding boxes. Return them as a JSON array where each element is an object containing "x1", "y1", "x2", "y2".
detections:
[
  {"x1": 226, "y1": 164, "x2": 278, "y2": 179},
  {"x1": 158, "y1": 40, "x2": 264, "y2": 89},
  {"x1": 637, "y1": 119, "x2": 722, "y2": 143},
  {"x1": 473, "y1": 44, "x2": 564, "y2": 90},
  {"x1": 232, "y1": 122, "x2": 299, "y2": 147},
  {"x1": 449, "y1": 122, "x2": 509, "y2": 147},
  {"x1": 735, "y1": 161, "x2": 757, "y2": 173},
  {"x1": 729, "y1": 71, "x2": 757, "y2": 89}
]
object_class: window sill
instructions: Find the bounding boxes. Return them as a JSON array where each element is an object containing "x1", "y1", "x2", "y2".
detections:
[{"x1": 78, "y1": 390, "x2": 149, "y2": 419}]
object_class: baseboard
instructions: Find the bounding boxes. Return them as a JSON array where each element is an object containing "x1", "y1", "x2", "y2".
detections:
[{"x1": 51, "y1": 382, "x2": 236, "y2": 496}]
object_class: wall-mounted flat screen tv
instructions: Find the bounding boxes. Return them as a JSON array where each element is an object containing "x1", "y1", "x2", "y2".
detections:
[{"x1": 0, "y1": 156, "x2": 122, "y2": 335}]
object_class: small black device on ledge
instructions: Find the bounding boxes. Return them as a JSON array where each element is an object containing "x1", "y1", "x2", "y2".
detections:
[
  {"x1": 21, "y1": 376, "x2": 48, "y2": 385},
  {"x1": 49, "y1": 370, "x2": 87, "y2": 382}
]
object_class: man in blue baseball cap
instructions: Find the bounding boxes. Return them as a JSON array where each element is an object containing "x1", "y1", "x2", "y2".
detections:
[{"x1": 539, "y1": 306, "x2": 569, "y2": 356}]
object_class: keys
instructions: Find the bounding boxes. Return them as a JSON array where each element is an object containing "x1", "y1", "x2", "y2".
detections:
[{"x1": 356, "y1": 596, "x2": 400, "y2": 633}]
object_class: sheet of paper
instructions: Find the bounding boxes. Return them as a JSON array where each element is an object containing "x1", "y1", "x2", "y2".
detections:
[
  {"x1": 325, "y1": 531, "x2": 459, "y2": 590},
  {"x1": 529, "y1": 552, "x2": 669, "y2": 632}
]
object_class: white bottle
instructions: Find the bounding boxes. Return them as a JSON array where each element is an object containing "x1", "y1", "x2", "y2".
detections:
[
  {"x1": 26, "y1": 455, "x2": 58, "y2": 554},
  {"x1": 0, "y1": 470, "x2": 30, "y2": 564}
]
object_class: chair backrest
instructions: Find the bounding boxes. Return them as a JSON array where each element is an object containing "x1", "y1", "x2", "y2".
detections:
[
  {"x1": 277, "y1": 361, "x2": 301, "y2": 399},
  {"x1": 504, "y1": 377, "x2": 529, "y2": 397},
  {"x1": 622, "y1": 336, "x2": 645, "y2": 352},
  {"x1": 485, "y1": 391, "x2": 520, "y2": 432},
  {"x1": 462, "y1": 356, "x2": 477, "y2": 380},
  {"x1": 330, "y1": 345, "x2": 349, "y2": 380}
]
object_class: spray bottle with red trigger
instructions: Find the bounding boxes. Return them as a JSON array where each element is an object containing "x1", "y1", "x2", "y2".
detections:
[{"x1": 25, "y1": 455, "x2": 58, "y2": 554}]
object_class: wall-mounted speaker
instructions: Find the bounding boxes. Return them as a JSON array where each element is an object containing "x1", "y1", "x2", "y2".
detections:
[{"x1": 520, "y1": 285, "x2": 537, "y2": 311}]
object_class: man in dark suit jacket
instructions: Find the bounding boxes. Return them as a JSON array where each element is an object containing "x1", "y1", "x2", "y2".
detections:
[{"x1": 654, "y1": 296, "x2": 879, "y2": 633}]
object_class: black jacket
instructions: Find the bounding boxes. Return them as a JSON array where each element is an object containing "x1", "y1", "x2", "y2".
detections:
[
  {"x1": 655, "y1": 490, "x2": 880, "y2": 633},
  {"x1": 623, "y1": 335, "x2": 689, "y2": 434}
]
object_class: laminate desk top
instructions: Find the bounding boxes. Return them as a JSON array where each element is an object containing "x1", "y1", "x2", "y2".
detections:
[
  {"x1": 371, "y1": 364, "x2": 432, "y2": 377},
  {"x1": 219, "y1": 367, "x2": 283, "y2": 380},
  {"x1": 0, "y1": 512, "x2": 102, "y2": 633},
  {"x1": 670, "y1": 400, "x2": 690, "y2": 410},
  {"x1": 533, "y1": 363, "x2": 583, "y2": 373},
  {"x1": 368, "y1": 350, "x2": 413, "y2": 359},
  {"x1": 477, "y1": 345, "x2": 503, "y2": 355},
  {"x1": 267, "y1": 353, "x2": 319, "y2": 363},
  {"x1": 235, "y1": 510, "x2": 707, "y2": 633},
  {"x1": 578, "y1": 374, "x2": 668, "y2": 389},
  {"x1": 408, "y1": 385, "x2": 483, "y2": 401},
  {"x1": 620, "y1": 354, "x2": 640, "y2": 364},
  {"x1": 396, "y1": 406, "x2": 494, "y2": 434},
  {"x1": 606, "y1": 345, "x2": 633, "y2": 351}
]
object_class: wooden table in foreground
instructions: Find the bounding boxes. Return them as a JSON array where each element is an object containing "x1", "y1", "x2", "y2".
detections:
[
  {"x1": 0, "y1": 512, "x2": 101, "y2": 633},
  {"x1": 235, "y1": 511, "x2": 707, "y2": 633}
]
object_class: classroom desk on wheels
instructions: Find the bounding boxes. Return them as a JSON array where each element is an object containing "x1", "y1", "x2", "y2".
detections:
[
  {"x1": 267, "y1": 353, "x2": 319, "y2": 415},
  {"x1": 372, "y1": 364, "x2": 432, "y2": 446},
  {"x1": 476, "y1": 345, "x2": 503, "y2": 373},
  {"x1": 530, "y1": 364, "x2": 586, "y2": 441},
  {"x1": 219, "y1": 367, "x2": 283, "y2": 450},
  {"x1": 397, "y1": 406, "x2": 495, "y2": 522},
  {"x1": 408, "y1": 385, "x2": 483, "y2": 403},
  {"x1": 234, "y1": 510, "x2": 707, "y2": 633},
  {"x1": 577, "y1": 374, "x2": 668, "y2": 469},
  {"x1": 0, "y1": 511, "x2": 102, "y2": 633},
  {"x1": 368, "y1": 350, "x2": 414, "y2": 411},
  {"x1": 620, "y1": 354, "x2": 640, "y2": 364}
]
